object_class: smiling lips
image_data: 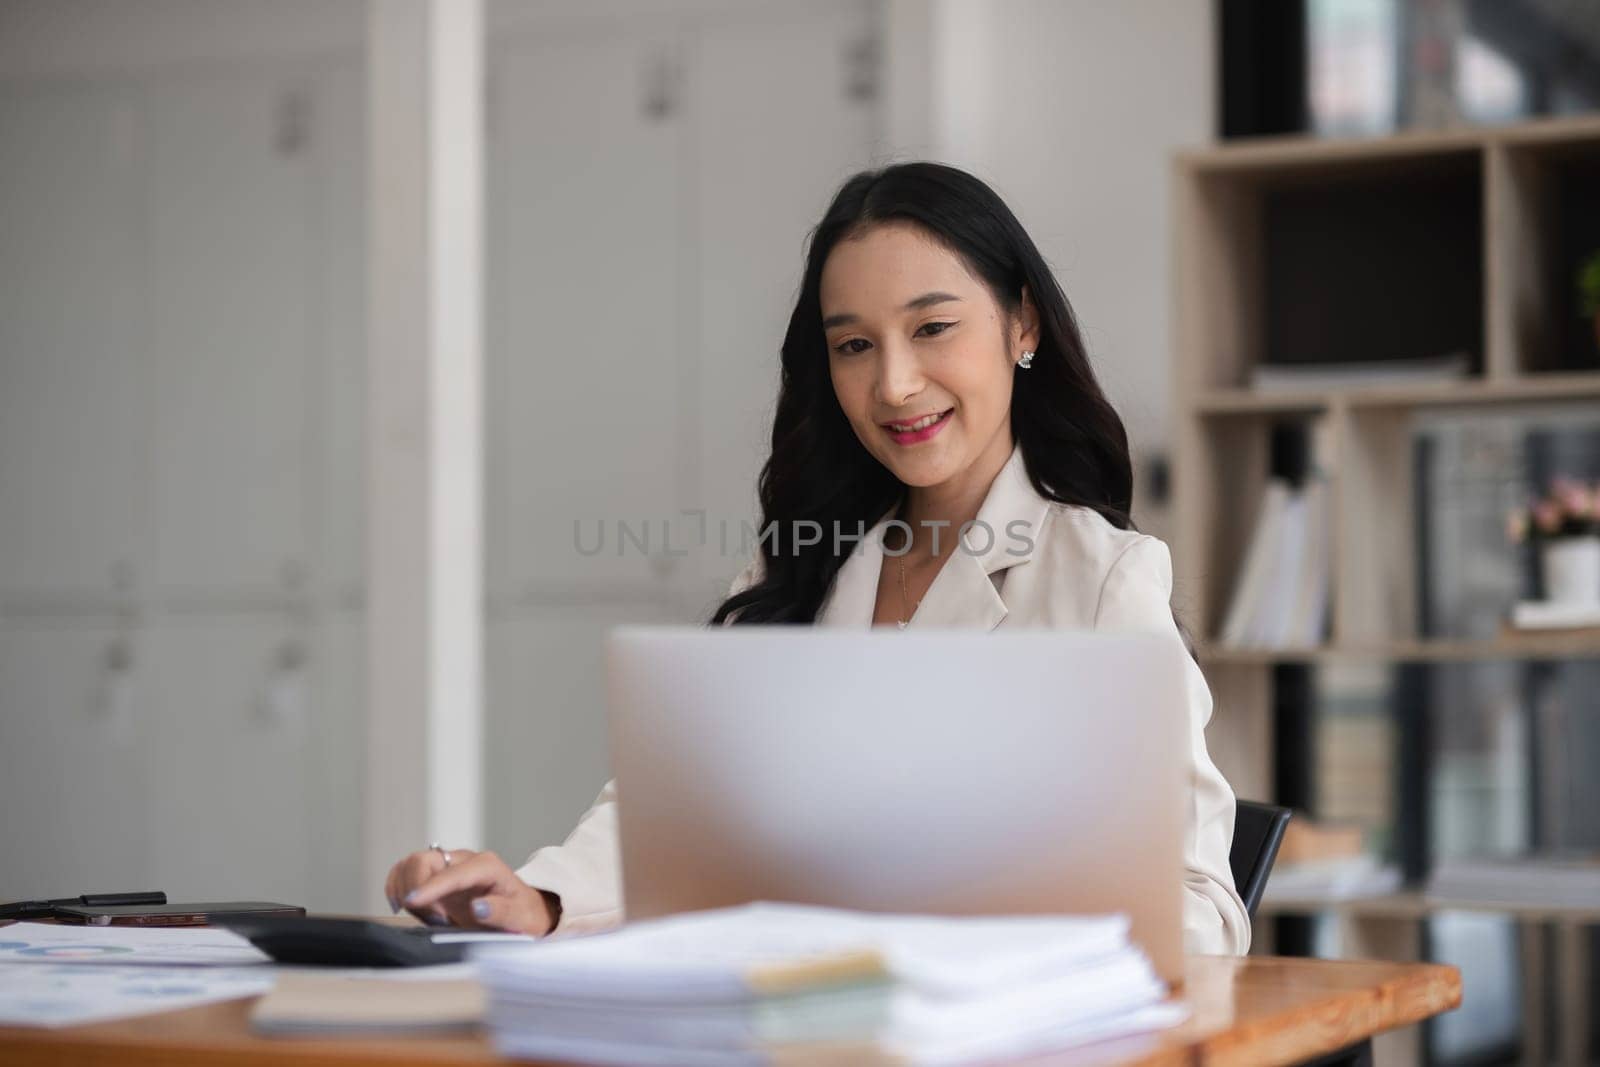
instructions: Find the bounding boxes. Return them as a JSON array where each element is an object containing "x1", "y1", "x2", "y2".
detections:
[{"x1": 881, "y1": 408, "x2": 953, "y2": 445}]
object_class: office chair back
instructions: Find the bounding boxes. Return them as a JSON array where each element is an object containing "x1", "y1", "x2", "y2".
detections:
[{"x1": 1230, "y1": 800, "x2": 1292, "y2": 917}]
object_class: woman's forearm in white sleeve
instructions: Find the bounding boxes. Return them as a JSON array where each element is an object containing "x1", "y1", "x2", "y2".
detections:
[
  {"x1": 514, "y1": 554, "x2": 766, "y2": 936},
  {"x1": 1094, "y1": 536, "x2": 1253, "y2": 956},
  {"x1": 514, "y1": 780, "x2": 622, "y2": 936}
]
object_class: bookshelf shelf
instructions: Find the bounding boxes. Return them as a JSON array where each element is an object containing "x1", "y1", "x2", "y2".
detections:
[
  {"x1": 1259, "y1": 891, "x2": 1430, "y2": 920},
  {"x1": 1177, "y1": 113, "x2": 1600, "y2": 174},
  {"x1": 1198, "y1": 632, "x2": 1600, "y2": 666},
  {"x1": 1193, "y1": 372, "x2": 1600, "y2": 417},
  {"x1": 1197, "y1": 645, "x2": 1330, "y2": 666},
  {"x1": 1258, "y1": 892, "x2": 1600, "y2": 923},
  {"x1": 1193, "y1": 393, "x2": 1330, "y2": 417}
]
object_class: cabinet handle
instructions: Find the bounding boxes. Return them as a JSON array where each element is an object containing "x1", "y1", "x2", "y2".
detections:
[
  {"x1": 259, "y1": 641, "x2": 309, "y2": 729},
  {"x1": 843, "y1": 35, "x2": 878, "y2": 103},
  {"x1": 642, "y1": 51, "x2": 680, "y2": 121},
  {"x1": 275, "y1": 88, "x2": 312, "y2": 156},
  {"x1": 98, "y1": 639, "x2": 136, "y2": 743}
]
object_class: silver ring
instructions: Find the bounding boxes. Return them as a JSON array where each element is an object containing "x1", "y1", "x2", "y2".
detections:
[{"x1": 430, "y1": 842, "x2": 452, "y2": 867}]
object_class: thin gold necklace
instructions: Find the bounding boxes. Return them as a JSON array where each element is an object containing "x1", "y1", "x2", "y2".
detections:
[{"x1": 897, "y1": 554, "x2": 918, "y2": 629}]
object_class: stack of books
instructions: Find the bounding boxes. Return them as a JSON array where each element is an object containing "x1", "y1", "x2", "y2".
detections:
[
  {"x1": 1262, "y1": 855, "x2": 1402, "y2": 903},
  {"x1": 1219, "y1": 475, "x2": 1332, "y2": 649},
  {"x1": 1508, "y1": 601, "x2": 1600, "y2": 632},
  {"x1": 1427, "y1": 857, "x2": 1600, "y2": 910},
  {"x1": 475, "y1": 903, "x2": 1184, "y2": 1066},
  {"x1": 1260, "y1": 816, "x2": 1400, "y2": 902},
  {"x1": 1249, "y1": 352, "x2": 1469, "y2": 393}
]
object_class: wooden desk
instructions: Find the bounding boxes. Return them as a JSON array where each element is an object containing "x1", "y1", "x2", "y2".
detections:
[{"x1": 0, "y1": 954, "x2": 1458, "y2": 1067}]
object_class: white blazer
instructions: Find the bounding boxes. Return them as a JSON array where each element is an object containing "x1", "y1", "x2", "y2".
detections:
[{"x1": 516, "y1": 444, "x2": 1252, "y2": 955}]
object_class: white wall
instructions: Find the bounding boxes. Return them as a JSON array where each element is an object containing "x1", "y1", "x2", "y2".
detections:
[
  {"x1": 885, "y1": 0, "x2": 1214, "y2": 537},
  {"x1": 0, "y1": 0, "x2": 1210, "y2": 908}
]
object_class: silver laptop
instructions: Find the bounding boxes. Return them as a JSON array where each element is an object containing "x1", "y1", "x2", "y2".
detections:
[{"x1": 606, "y1": 627, "x2": 1187, "y2": 982}]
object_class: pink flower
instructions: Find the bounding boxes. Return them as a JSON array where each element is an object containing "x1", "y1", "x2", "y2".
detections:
[
  {"x1": 1557, "y1": 482, "x2": 1592, "y2": 520},
  {"x1": 1533, "y1": 499, "x2": 1563, "y2": 534}
]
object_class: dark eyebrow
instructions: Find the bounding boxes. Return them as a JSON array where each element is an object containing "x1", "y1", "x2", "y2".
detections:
[{"x1": 821, "y1": 291, "x2": 962, "y2": 331}]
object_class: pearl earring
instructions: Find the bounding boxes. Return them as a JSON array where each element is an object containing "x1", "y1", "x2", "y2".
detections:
[{"x1": 1017, "y1": 350, "x2": 1034, "y2": 369}]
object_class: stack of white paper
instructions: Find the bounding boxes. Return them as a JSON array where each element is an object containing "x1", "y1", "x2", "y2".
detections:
[
  {"x1": 0, "y1": 923, "x2": 275, "y2": 1027},
  {"x1": 0, "y1": 922, "x2": 494, "y2": 1030},
  {"x1": 475, "y1": 903, "x2": 1184, "y2": 1066}
]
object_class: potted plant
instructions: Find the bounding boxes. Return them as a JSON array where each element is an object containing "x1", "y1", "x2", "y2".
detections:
[
  {"x1": 1507, "y1": 478, "x2": 1600, "y2": 605},
  {"x1": 1581, "y1": 249, "x2": 1600, "y2": 354}
]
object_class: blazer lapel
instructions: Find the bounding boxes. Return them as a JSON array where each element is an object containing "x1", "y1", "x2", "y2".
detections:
[
  {"x1": 817, "y1": 444, "x2": 1051, "y2": 632},
  {"x1": 907, "y1": 444, "x2": 1047, "y2": 632},
  {"x1": 816, "y1": 514, "x2": 889, "y2": 628},
  {"x1": 904, "y1": 548, "x2": 1009, "y2": 631}
]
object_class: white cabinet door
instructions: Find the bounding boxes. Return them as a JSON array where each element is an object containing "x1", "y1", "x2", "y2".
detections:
[
  {"x1": 489, "y1": 32, "x2": 685, "y2": 590},
  {"x1": 141, "y1": 617, "x2": 313, "y2": 903},
  {"x1": 304, "y1": 613, "x2": 365, "y2": 912},
  {"x1": 690, "y1": 4, "x2": 880, "y2": 594},
  {"x1": 0, "y1": 89, "x2": 147, "y2": 599},
  {"x1": 144, "y1": 75, "x2": 316, "y2": 597},
  {"x1": 0, "y1": 620, "x2": 149, "y2": 899},
  {"x1": 314, "y1": 68, "x2": 367, "y2": 602},
  {"x1": 484, "y1": 601, "x2": 671, "y2": 864}
]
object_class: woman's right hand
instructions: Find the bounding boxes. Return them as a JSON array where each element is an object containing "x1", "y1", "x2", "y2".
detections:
[{"x1": 383, "y1": 848, "x2": 555, "y2": 934}]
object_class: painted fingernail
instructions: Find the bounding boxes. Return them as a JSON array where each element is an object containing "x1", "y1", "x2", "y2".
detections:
[
  {"x1": 388, "y1": 896, "x2": 400, "y2": 914},
  {"x1": 425, "y1": 913, "x2": 450, "y2": 927},
  {"x1": 472, "y1": 899, "x2": 491, "y2": 921},
  {"x1": 404, "y1": 890, "x2": 420, "y2": 906}
]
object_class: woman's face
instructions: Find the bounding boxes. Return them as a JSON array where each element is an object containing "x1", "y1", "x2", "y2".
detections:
[{"x1": 820, "y1": 222, "x2": 1038, "y2": 490}]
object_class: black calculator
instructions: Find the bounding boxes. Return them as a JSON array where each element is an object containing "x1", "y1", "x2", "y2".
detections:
[{"x1": 215, "y1": 915, "x2": 470, "y2": 968}]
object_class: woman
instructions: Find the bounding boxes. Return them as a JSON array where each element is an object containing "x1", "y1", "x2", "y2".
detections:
[{"x1": 387, "y1": 162, "x2": 1251, "y2": 955}]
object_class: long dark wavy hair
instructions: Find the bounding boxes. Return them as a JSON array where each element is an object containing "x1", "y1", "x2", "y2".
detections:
[{"x1": 710, "y1": 162, "x2": 1140, "y2": 627}]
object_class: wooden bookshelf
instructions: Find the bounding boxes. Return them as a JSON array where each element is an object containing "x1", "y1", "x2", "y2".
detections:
[
  {"x1": 1174, "y1": 115, "x2": 1600, "y2": 688},
  {"x1": 1169, "y1": 115, "x2": 1600, "y2": 1036},
  {"x1": 1176, "y1": 114, "x2": 1600, "y2": 650}
]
